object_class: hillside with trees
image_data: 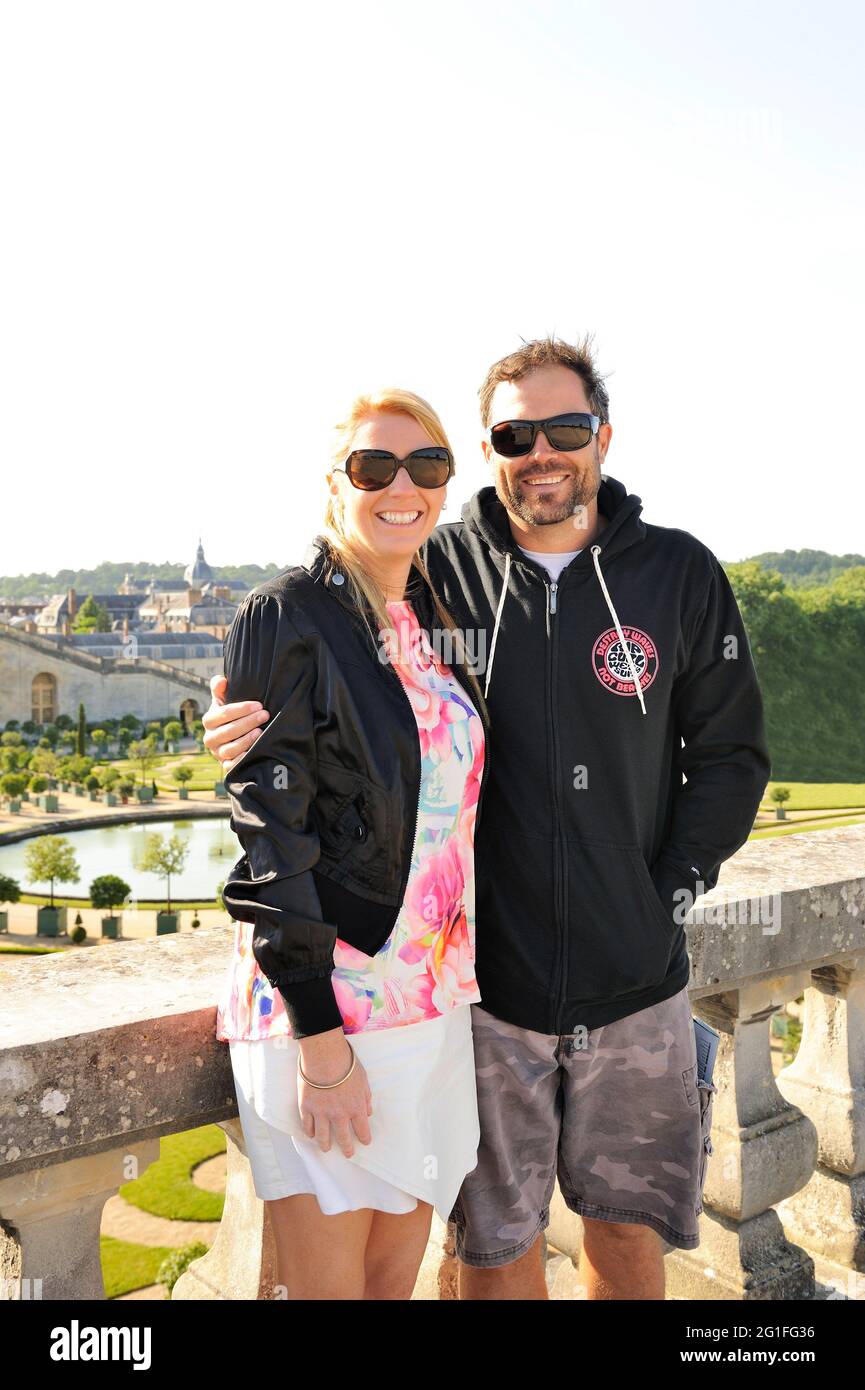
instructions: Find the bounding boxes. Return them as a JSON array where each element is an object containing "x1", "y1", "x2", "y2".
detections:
[{"x1": 726, "y1": 562, "x2": 865, "y2": 781}]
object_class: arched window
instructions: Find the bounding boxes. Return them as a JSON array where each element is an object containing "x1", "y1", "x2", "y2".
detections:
[{"x1": 32, "y1": 672, "x2": 57, "y2": 724}]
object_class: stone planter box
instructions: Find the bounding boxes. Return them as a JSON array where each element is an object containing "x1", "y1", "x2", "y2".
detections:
[
  {"x1": 88, "y1": 791, "x2": 99, "y2": 802},
  {"x1": 178, "y1": 787, "x2": 189, "y2": 800},
  {"x1": 73, "y1": 786, "x2": 84, "y2": 797},
  {"x1": 42, "y1": 794, "x2": 59, "y2": 813},
  {"x1": 60, "y1": 781, "x2": 70, "y2": 792},
  {"x1": 214, "y1": 781, "x2": 227, "y2": 798},
  {"x1": 101, "y1": 916, "x2": 120, "y2": 939},
  {"x1": 37, "y1": 906, "x2": 65, "y2": 937},
  {"x1": 105, "y1": 793, "x2": 118, "y2": 806},
  {"x1": 21, "y1": 792, "x2": 30, "y2": 802},
  {"x1": 156, "y1": 912, "x2": 178, "y2": 935},
  {"x1": 47, "y1": 778, "x2": 58, "y2": 789},
  {"x1": 136, "y1": 787, "x2": 155, "y2": 803},
  {"x1": 0, "y1": 910, "x2": 8, "y2": 933},
  {"x1": 7, "y1": 800, "x2": 21, "y2": 813}
]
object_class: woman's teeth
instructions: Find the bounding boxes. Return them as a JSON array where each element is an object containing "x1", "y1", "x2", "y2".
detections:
[{"x1": 377, "y1": 510, "x2": 422, "y2": 525}]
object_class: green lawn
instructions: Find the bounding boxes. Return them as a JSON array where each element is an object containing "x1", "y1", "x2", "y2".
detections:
[
  {"x1": 101, "y1": 1235, "x2": 175, "y2": 1300},
  {"x1": 751, "y1": 814, "x2": 865, "y2": 840},
  {"x1": 760, "y1": 782, "x2": 865, "y2": 811},
  {"x1": 0, "y1": 943, "x2": 64, "y2": 954},
  {"x1": 19, "y1": 892, "x2": 224, "y2": 910},
  {"x1": 119, "y1": 1124, "x2": 226, "y2": 1222},
  {"x1": 109, "y1": 750, "x2": 222, "y2": 792}
]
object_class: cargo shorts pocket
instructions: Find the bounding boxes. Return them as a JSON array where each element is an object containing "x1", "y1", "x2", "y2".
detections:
[{"x1": 696, "y1": 1079, "x2": 717, "y2": 1213}]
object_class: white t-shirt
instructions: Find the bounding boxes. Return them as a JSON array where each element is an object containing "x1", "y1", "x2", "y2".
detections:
[{"x1": 516, "y1": 545, "x2": 582, "y2": 582}]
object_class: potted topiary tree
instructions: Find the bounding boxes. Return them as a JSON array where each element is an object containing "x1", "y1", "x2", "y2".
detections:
[
  {"x1": 164, "y1": 720, "x2": 184, "y2": 755},
  {"x1": 172, "y1": 765, "x2": 194, "y2": 800},
  {"x1": 90, "y1": 874, "x2": 131, "y2": 939},
  {"x1": 0, "y1": 873, "x2": 21, "y2": 934},
  {"x1": 24, "y1": 835, "x2": 80, "y2": 935},
  {"x1": 139, "y1": 832, "x2": 189, "y2": 934},
  {"x1": 86, "y1": 774, "x2": 101, "y2": 802},
  {"x1": 1, "y1": 771, "x2": 28, "y2": 813},
  {"x1": 99, "y1": 766, "x2": 120, "y2": 805},
  {"x1": 118, "y1": 779, "x2": 135, "y2": 805},
  {"x1": 90, "y1": 729, "x2": 109, "y2": 760},
  {"x1": 129, "y1": 736, "x2": 158, "y2": 801},
  {"x1": 28, "y1": 774, "x2": 57, "y2": 813},
  {"x1": 770, "y1": 786, "x2": 791, "y2": 821}
]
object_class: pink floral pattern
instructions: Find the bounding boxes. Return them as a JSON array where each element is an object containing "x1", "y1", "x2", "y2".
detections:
[{"x1": 216, "y1": 599, "x2": 484, "y2": 1041}]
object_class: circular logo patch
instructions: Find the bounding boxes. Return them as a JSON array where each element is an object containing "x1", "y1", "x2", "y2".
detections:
[{"x1": 592, "y1": 626, "x2": 659, "y2": 697}]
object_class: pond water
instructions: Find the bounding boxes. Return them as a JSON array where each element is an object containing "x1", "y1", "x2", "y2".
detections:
[{"x1": 0, "y1": 817, "x2": 237, "y2": 901}]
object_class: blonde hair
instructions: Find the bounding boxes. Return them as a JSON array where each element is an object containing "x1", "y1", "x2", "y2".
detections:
[{"x1": 322, "y1": 387, "x2": 488, "y2": 717}]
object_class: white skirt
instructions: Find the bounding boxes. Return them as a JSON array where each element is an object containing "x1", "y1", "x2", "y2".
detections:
[{"x1": 228, "y1": 1004, "x2": 480, "y2": 1224}]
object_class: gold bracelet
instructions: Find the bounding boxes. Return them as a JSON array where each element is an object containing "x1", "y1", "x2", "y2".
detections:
[{"x1": 298, "y1": 1040, "x2": 356, "y2": 1089}]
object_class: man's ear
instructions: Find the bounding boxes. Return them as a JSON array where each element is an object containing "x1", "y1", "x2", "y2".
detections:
[{"x1": 597, "y1": 423, "x2": 613, "y2": 467}]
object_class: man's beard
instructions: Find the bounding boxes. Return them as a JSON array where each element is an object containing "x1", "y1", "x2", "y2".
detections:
[{"x1": 497, "y1": 448, "x2": 601, "y2": 526}]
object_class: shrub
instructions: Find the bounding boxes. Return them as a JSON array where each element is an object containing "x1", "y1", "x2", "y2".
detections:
[{"x1": 156, "y1": 1242, "x2": 209, "y2": 1297}]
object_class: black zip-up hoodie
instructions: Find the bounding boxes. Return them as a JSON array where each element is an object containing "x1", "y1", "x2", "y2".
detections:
[{"x1": 418, "y1": 473, "x2": 771, "y2": 1035}]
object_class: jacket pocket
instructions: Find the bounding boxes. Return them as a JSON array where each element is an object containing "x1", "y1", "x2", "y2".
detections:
[
  {"x1": 565, "y1": 837, "x2": 678, "y2": 999},
  {"x1": 628, "y1": 846, "x2": 681, "y2": 940},
  {"x1": 314, "y1": 761, "x2": 397, "y2": 900}
]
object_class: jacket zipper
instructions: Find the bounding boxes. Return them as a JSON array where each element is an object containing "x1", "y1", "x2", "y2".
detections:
[
  {"x1": 380, "y1": 653, "x2": 423, "y2": 924},
  {"x1": 546, "y1": 577, "x2": 568, "y2": 1033}
]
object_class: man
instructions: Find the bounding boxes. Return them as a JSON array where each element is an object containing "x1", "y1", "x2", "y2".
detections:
[{"x1": 204, "y1": 336, "x2": 771, "y2": 1299}]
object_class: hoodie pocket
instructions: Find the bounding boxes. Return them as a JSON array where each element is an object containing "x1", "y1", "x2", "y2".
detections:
[{"x1": 566, "y1": 837, "x2": 678, "y2": 999}]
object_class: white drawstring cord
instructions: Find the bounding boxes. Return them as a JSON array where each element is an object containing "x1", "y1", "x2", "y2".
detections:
[
  {"x1": 591, "y1": 544, "x2": 647, "y2": 715},
  {"x1": 484, "y1": 551, "x2": 512, "y2": 698}
]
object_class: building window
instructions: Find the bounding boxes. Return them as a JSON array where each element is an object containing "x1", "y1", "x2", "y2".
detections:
[{"x1": 32, "y1": 672, "x2": 57, "y2": 725}]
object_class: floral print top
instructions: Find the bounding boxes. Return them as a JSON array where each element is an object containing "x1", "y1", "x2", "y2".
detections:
[{"x1": 216, "y1": 598, "x2": 484, "y2": 1041}]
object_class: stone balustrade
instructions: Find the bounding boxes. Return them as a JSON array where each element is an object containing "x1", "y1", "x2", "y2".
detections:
[{"x1": 1, "y1": 824, "x2": 864, "y2": 1301}]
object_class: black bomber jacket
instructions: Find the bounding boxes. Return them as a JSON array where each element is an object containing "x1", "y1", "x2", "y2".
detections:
[{"x1": 220, "y1": 537, "x2": 492, "y2": 1038}]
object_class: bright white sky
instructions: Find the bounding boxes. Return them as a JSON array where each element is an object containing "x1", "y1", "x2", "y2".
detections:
[{"x1": 1, "y1": 0, "x2": 863, "y2": 578}]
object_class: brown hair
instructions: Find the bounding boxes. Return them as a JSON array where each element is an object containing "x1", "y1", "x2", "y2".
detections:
[
  {"x1": 322, "y1": 388, "x2": 489, "y2": 719},
  {"x1": 478, "y1": 333, "x2": 611, "y2": 428}
]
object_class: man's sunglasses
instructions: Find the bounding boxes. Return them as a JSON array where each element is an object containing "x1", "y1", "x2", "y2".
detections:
[
  {"x1": 334, "y1": 447, "x2": 454, "y2": 491},
  {"x1": 489, "y1": 412, "x2": 600, "y2": 458}
]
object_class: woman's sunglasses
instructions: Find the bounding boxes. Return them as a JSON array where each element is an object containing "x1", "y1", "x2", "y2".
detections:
[
  {"x1": 489, "y1": 412, "x2": 600, "y2": 458},
  {"x1": 334, "y1": 447, "x2": 454, "y2": 491}
]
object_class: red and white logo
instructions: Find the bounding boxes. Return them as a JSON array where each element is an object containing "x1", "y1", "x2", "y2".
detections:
[{"x1": 592, "y1": 626, "x2": 659, "y2": 697}]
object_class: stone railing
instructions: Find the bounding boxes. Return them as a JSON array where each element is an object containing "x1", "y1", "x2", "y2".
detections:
[{"x1": 1, "y1": 824, "x2": 863, "y2": 1301}]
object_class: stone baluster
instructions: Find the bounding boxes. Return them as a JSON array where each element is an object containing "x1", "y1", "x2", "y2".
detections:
[
  {"x1": 775, "y1": 958, "x2": 865, "y2": 1281},
  {"x1": 0, "y1": 1141, "x2": 159, "y2": 1301},
  {"x1": 666, "y1": 975, "x2": 817, "y2": 1299},
  {"x1": 173, "y1": 1119, "x2": 277, "y2": 1300}
]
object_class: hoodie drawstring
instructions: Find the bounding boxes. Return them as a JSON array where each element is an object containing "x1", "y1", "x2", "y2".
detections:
[
  {"x1": 484, "y1": 551, "x2": 512, "y2": 697},
  {"x1": 590, "y1": 543, "x2": 647, "y2": 714},
  {"x1": 484, "y1": 543, "x2": 647, "y2": 714}
]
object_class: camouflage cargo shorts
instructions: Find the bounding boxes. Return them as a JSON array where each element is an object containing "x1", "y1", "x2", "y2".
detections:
[{"x1": 452, "y1": 985, "x2": 716, "y2": 1267}]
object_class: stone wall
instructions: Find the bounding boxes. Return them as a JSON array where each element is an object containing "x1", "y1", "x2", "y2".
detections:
[{"x1": 0, "y1": 625, "x2": 210, "y2": 724}]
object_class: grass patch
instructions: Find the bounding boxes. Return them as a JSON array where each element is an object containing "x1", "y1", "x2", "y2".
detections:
[
  {"x1": 760, "y1": 782, "x2": 865, "y2": 811},
  {"x1": 119, "y1": 1125, "x2": 226, "y2": 1222},
  {"x1": 18, "y1": 893, "x2": 224, "y2": 910},
  {"x1": 0, "y1": 944, "x2": 64, "y2": 954},
  {"x1": 101, "y1": 1235, "x2": 176, "y2": 1300},
  {"x1": 751, "y1": 814, "x2": 865, "y2": 839}
]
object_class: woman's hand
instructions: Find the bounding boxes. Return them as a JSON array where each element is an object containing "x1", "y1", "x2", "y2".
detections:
[{"x1": 297, "y1": 1029, "x2": 373, "y2": 1157}]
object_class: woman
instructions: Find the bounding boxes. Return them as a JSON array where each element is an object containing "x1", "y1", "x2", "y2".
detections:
[{"x1": 214, "y1": 388, "x2": 490, "y2": 1300}]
